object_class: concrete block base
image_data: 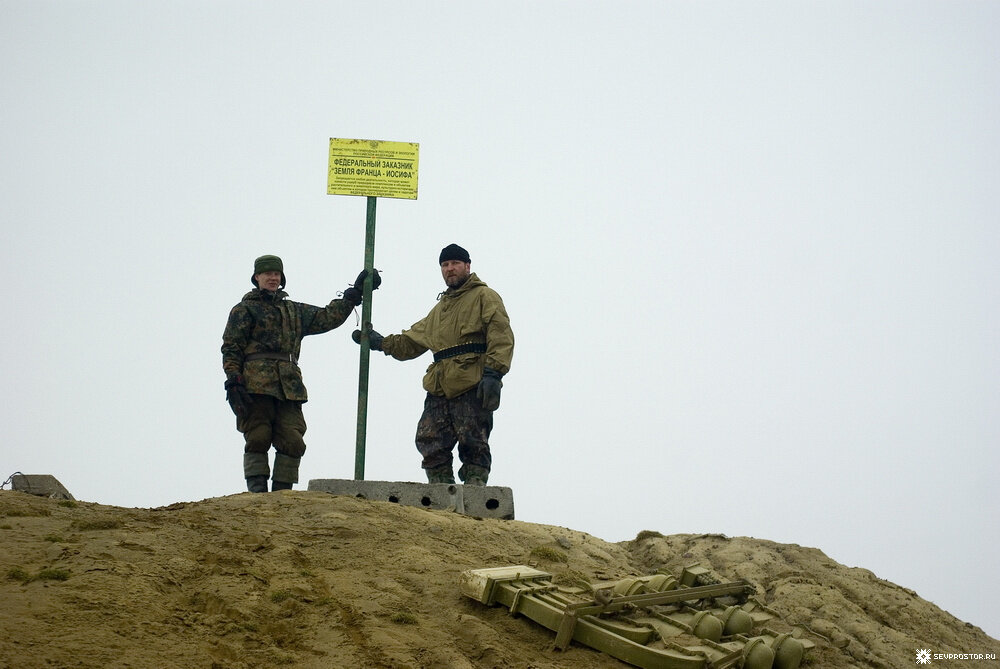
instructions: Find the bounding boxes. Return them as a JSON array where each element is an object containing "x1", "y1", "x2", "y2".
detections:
[
  {"x1": 307, "y1": 478, "x2": 514, "y2": 520},
  {"x1": 9, "y1": 474, "x2": 75, "y2": 500}
]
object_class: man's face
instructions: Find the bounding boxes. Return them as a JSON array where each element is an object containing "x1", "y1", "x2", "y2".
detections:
[
  {"x1": 441, "y1": 260, "x2": 471, "y2": 288},
  {"x1": 255, "y1": 270, "x2": 282, "y2": 292}
]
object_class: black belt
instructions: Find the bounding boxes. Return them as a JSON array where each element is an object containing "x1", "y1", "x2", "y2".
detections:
[
  {"x1": 433, "y1": 343, "x2": 487, "y2": 362},
  {"x1": 245, "y1": 352, "x2": 298, "y2": 364}
]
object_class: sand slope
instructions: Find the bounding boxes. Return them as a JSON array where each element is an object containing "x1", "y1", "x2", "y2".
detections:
[{"x1": 1, "y1": 490, "x2": 996, "y2": 668}]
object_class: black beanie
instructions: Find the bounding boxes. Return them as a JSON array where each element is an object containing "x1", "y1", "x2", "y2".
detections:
[{"x1": 439, "y1": 243, "x2": 470, "y2": 264}]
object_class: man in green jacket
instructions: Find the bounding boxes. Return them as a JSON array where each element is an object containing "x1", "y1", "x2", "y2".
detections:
[
  {"x1": 353, "y1": 244, "x2": 514, "y2": 485},
  {"x1": 222, "y1": 254, "x2": 379, "y2": 493}
]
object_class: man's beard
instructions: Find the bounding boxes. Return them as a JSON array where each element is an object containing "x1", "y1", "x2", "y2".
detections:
[{"x1": 445, "y1": 274, "x2": 469, "y2": 289}]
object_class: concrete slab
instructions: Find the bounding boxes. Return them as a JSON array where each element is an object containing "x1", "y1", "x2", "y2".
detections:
[
  {"x1": 9, "y1": 474, "x2": 75, "y2": 500},
  {"x1": 307, "y1": 478, "x2": 514, "y2": 520}
]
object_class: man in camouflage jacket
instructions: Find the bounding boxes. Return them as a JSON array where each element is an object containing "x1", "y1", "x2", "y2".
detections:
[
  {"x1": 222, "y1": 254, "x2": 379, "y2": 492},
  {"x1": 353, "y1": 244, "x2": 513, "y2": 485}
]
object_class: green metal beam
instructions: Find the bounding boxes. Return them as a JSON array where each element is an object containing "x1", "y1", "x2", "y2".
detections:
[{"x1": 354, "y1": 196, "x2": 377, "y2": 480}]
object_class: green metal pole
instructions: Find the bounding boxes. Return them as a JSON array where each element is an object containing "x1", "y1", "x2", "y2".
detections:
[{"x1": 354, "y1": 196, "x2": 377, "y2": 480}]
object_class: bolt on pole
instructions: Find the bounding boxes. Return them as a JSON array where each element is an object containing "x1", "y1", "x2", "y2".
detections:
[{"x1": 354, "y1": 195, "x2": 377, "y2": 480}]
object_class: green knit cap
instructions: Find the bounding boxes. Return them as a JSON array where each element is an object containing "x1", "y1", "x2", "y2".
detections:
[
  {"x1": 251, "y1": 255, "x2": 286, "y2": 288},
  {"x1": 254, "y1": 255, "x2": 283, "y2": 274}
]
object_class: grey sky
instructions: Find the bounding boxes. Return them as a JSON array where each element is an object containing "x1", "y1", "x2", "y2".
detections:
[{"x1": 2, "y1": 0, "x2": 998, "y2": 640}]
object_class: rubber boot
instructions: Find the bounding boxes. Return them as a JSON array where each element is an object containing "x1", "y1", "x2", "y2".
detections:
[
  {"x1": 246, "y1": 476, "x2": 268, "y2": 493},
  {"x1": 460, "y1": 463, "x2": 489, "y2": 486},
  {"x1": 272, "y1": 453, "x2": 300, "y2": 491},
  {"x1": 243, "y1": 452, "x2": 270, "y2": 493},
  {"x1": 425, "y1": 465, "x2": 456, "y2": 484}
]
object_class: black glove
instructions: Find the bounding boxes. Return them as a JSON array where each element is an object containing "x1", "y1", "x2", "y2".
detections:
[
  {"x1": 343, "y1": 269, "x2": 382, "y2": 306},
  {"x1": 358, "y1": 268, "x2": 382, "y2": 291},
  {"x1": 224, "y1": 375, "x2": 252, "y2": 418},
  {"x1": 477, "y1": 367, "x2": 503, "y2": 411},
  {"x1": 351, "y1": 324, "x2": 384, "y2": 351}
]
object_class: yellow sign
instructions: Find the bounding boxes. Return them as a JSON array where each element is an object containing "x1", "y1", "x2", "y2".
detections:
[{"x1": 327, "y1": 138, "x2": 419, "y2": 200}]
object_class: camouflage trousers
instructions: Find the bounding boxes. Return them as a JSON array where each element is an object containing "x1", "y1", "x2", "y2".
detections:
[
  {"x1": 238, "y1": 394, "x2": 307, "y2": 458},
  {"x1": 415, "y1": 390, "x2": 493, "y2": 476}
]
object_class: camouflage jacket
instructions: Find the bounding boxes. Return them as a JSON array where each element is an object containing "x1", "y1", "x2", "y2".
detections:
[
  {"x1": 381, "y1": 273, "x2": 513, "y2": 398},
  {"x1": 221, "y1": 288, "x2": 354, "y2": 401}
]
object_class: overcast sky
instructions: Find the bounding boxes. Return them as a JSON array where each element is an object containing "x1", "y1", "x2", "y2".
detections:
[{"x1": 2, "y1": 0, "x2": 998, "y2": 641}]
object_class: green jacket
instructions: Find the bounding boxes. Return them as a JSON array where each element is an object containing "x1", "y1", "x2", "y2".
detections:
[
  {"x1": 221, "y1": 288, "x2": 354, "y2": 401},
  {"x1": 381, "y1": 273, "x2": 514, "y2": 398}
]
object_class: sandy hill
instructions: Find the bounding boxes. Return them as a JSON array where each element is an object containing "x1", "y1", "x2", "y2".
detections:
[{"x1": 1, "y1": 489, "x2": 996, "y2": 669}]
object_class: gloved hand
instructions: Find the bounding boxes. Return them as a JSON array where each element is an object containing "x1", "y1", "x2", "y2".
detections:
[
  {"x1": 343, "y1": 269, "x2": 382, "y2": 306},
  {"x1": 477, "y1": 367, "x2": 503, "y2": 411},
  {"x1": 224, "y1": 374, "x2": 252, "y2": 418},
  {"x1": 351, "y1": 324, "x2": 384, "y2": 351}
]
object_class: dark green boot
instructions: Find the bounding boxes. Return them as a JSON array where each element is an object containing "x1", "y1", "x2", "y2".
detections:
[
  {"x1": 243, "y1": 453, "x2": 270, "y2": 493},
  {"x1": 272, "y1": 453, "x2": 300, "y2": 492},
  {"x1": 460, "y1": 464, "x2": 489, "y2": 486},
  {"x1": 425, "y1": 465, "x2": 456, "y2": 484},
  {"x1": 246, "y1": 475, "x2": 268, "y2": 493}
]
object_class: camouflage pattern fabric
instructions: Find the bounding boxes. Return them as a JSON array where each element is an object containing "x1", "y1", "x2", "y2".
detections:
[
  {"x1": 221, "y1": 288, "x2": 354, "y2": 401},
  {"x1": 415, "y1": 390, "x2": 493, "y2": 477},
  {"x1": 238, "y1": 394, "x2": 307, "y2": 458}
]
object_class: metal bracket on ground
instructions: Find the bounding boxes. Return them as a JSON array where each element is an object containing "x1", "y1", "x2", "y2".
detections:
[{"x1": 460, "y1": 565, "x2": 818, "y2": 669}]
